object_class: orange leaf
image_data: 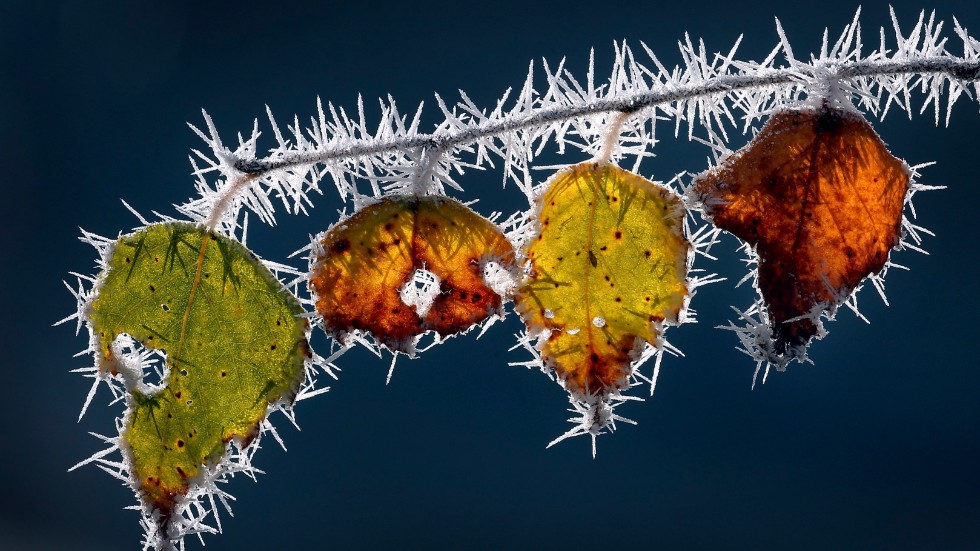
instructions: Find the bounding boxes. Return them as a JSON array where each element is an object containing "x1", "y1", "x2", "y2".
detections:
[
  {"x1": 692, "y1": 106, "x2": 909, "y2": 359},
  {"x1": 310, "y1": 196, "x2": 514, "y2": 352}
]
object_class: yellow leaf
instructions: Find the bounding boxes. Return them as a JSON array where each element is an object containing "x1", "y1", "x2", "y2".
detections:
[{"x1": 516, "y1": 163, "x2": 689, "y2": 397}]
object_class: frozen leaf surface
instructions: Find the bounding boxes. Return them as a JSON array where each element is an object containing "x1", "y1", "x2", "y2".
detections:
[
  {"x1": 692, "y1": 106, "x2": 909, "y2": 360},
  {"x1": 516, "y1": 163, "x2": 689, "y2": 397},
  {"x1": 310, "y1": 196, "x2": 514, "y2": 353},
  {"x1": 89, "y1": 222, "x2": 308, "y2": 519}
]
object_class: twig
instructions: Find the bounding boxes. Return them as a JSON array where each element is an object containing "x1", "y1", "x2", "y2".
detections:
[{"x1": 234, "y1": 58, "x2": 980, "y2": 175}]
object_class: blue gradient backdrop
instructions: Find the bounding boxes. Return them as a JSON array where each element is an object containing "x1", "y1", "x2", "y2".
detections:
[{"x1": 2, "y1": 1, "x2": 979, "y2": 549}]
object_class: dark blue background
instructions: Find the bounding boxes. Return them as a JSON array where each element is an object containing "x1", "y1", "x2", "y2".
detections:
[{"x1": 3, "y1": 0, "x2": 979, "y2": 549}]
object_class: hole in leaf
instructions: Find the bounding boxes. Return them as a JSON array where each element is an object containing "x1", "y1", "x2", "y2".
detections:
[
  {"x1": 399, "y1": 268, "x2": 441, "y2": 318},
  {"x1": 311, "y1": 197, "x2": 515, "y2": 353}
]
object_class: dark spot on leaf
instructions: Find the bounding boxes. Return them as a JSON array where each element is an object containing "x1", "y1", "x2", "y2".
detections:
[{"x1": 332, "y1": 239, "x2": 351, "y2": 254}]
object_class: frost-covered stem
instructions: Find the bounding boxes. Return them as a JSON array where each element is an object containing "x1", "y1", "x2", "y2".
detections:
[
  {"x1": 595, "y1": 111, "x2": 633, "y2": 165},
  {"x1": 837, "y1": 57, "x2": 980, "y2": 80},
  {"x1": 411, "y1": 144, "x2": 447, "y2": 196},
  {"x1": 235, "y1": 58, "x2": 980, "y2": 175},
  {"x1": 204, "y1": 173, "x2": 258, "y2": 230}
]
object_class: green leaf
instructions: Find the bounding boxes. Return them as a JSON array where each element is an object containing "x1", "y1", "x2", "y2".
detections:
[
  {"x1": 516, "y1": 163, "x2": 689, "y2": 397},
  {"x1": 89, "y1": 222, "x2": 308, "y2": 519}
]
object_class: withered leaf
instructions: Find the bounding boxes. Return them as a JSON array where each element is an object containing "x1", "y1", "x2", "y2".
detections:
[
  {"x1": 310, "y1": 196, "x2": 515, "y2": 352},
  {"x1": 516, "y1": 163, "x2": 689, "y2": 397},
  {"x1": 692, "y1": 106, "x2": 909, "y2": 360}
]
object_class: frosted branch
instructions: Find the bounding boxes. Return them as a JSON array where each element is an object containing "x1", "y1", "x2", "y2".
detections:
[
  {"x1": 236, "y1": 57, "x2": 979, "y2": 175},
  {"x1": 181, "y1": 10, "x2": 980, "y2": 234}
]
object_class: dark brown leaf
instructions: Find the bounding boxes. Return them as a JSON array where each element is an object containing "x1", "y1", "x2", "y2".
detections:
[{"x1": 693, "y1": 106, "x2": 909, "y2": 359}]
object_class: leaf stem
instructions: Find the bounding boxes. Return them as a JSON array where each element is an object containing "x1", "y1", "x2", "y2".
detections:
[
  {"x1": 595, "y1": 111, "x2": 633, "y2": 166},
  {"x1": 205, "y1": 173, "x2": 258, "y2": 231}
]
